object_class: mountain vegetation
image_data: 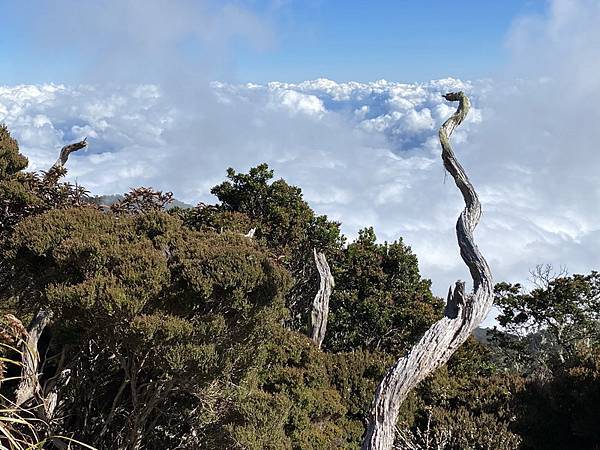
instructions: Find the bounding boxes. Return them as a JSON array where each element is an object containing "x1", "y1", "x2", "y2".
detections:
[{"x1": 0, "y1": 111, "x2": 599, "y2": 450}]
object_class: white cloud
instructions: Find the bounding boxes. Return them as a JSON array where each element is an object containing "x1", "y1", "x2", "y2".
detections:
[
  {"x1": 271, "y1": 90, "x2": 325, "y2": 116},
  {"x1": 1, "y1": 0, "x2": 599, "y2": 330}
]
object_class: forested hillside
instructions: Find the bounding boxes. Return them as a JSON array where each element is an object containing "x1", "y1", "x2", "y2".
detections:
[{"x1": 1, "y1": 119, "x2": 599, "y2": 450}]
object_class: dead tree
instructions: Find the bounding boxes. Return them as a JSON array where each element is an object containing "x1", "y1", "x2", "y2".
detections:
[
  {"x1": 309, "y1": 249, "x2": 334, "y2": 348},
  {"x1": 53, "y1": 137, "x2": 87, "y2": 169},
  {"x1": 362, "y1": 92, "x2": 493, "y2": 450},
  {"x1": 15, "y1": 309, "x2": 53, "y2": 406}
]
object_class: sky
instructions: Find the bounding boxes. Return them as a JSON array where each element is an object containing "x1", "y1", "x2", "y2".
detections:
[
  {"x1": 1, "y1": 0, "x2": 599, "y2": 326},
  {"x1": 235, "y1": 0, "x2": 545, "y2": 82},
  {"x1": 1, "y1": 0, "x2": 544, "y2": 84}
]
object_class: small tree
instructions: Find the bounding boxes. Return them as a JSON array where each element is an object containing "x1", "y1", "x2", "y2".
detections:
[
  {"x1": 187, "y1": 164, "x2": 344, "y2": 331},
  {"x1": 494, "y1": 269, "x2": 600, "y2": 368},
  {"x1": 326, "y1": 228, "x2": 442, "y2": 354}
]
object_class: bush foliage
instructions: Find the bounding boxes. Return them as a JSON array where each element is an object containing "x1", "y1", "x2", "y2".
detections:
[{"x1": 1, "y1": 125, "x2": 599, "y2": 449}]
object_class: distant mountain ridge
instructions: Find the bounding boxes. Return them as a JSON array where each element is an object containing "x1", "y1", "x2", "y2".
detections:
[
  {"x1": 90, "y1": 194, "x2": 193, "y2": 210},
  {"x1": 472, "y1": 327, "x2": 494, "y2": 344}
]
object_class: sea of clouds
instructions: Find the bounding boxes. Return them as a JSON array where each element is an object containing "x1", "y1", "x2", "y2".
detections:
[{"x1": 2, "y1": 0, "x2": 600, "y2": 326}]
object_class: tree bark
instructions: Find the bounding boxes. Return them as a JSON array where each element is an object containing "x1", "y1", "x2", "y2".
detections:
[
  {"x1": 309, "y1": 249, "x2": 334, "y2": 349},
  {"x1": 15, "y1": 309, "x2": 53, "y2": 406},
  {"x1": 362, "y1": 92, "x2": 493, "y2": 450}
]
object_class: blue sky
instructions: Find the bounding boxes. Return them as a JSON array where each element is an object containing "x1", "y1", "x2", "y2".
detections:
[
  {"x1": 237, "y1": 0, "x2": 545, "y2": 82},
  {"x1": 1, "y1": 0, "x2": 545, "y2": 85}
]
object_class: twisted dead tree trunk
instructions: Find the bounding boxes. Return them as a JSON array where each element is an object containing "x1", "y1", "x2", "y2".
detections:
[
  {"x1": 362, "y1": 92, "x2": 493, "y2": 450},
  {"x1": 15, "y1": 138, "x2": 87, "y2": 408},
  {"x1": 15, "y1": 309, "x2": 53, "y2": 405},
  {"x1": 53, "y1": 138, "x2": 87, "y2": 169},
  {"x1": 309, "y1": 249, "x2": 334, "y2": 348}
]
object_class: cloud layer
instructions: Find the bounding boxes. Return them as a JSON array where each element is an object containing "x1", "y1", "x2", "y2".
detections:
[{"x1": 1, "y1": 0, "x2": 599, "y2": 328}]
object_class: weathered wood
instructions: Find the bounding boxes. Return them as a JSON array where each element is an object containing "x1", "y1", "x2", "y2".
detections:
[
  {"x1": 362, "y1": 92, "x2": 493, "y2": 450},
  {"x1": 15, "y1": 309, "x2": 53, "y2": 406},
  {"x1": 309, "y1": 249, "x2": 334, "y2": 348},
  {"x1": 53, "y1": 138, "x2": 87, "y2": 169}
]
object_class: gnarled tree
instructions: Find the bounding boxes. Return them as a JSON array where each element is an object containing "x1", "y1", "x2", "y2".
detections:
[
  {"x1": 362, "y1": 92, "x2": 494, "y2": 450},
  {"x1": 309, "y1": 249, "x2": 334, "y2": 348}
]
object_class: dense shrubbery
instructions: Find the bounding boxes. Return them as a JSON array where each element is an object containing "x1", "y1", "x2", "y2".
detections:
[
  {"x1": 1, "y1": 125, "x2": 599, "y2": 449},
  {"x1": 325, "y1": 227, "x2": 443, "y2": 354}
]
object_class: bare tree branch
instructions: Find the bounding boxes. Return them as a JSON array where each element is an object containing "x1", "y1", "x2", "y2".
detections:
[
  {"x1": 528, "y1": 264, "x2": 568, "y2": 289},
  {"x1": 362, "y1": 92, "x2": 494, "y2": 450},
  {"x1": 52, "y1": 138, "x2": 87, "y2": 169},
  {"x1": 309, "y1": 249, "x2": 334, "y2": 349}
]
